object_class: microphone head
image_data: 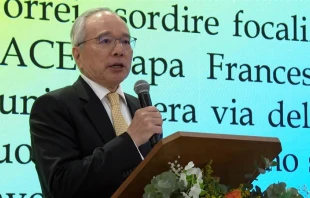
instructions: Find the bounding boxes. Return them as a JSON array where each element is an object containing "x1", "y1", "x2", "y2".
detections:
[{"x1": 134, "y1": 80, "x2": 150, "y2": 94}]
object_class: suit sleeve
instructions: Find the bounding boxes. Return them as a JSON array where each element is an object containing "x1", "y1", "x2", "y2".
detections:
[{"x1": 29, "y1": 93, "x2": 142, "y2": 198}]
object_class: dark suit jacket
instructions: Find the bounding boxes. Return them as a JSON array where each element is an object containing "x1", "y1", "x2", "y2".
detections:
[{"x1": 29, "y1": 77, "x2": 152, "y2": 198}]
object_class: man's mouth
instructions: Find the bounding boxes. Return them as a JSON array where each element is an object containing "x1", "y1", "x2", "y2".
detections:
[{"x1": 110, "y1": 63, "x2": 125, "y2": 68}]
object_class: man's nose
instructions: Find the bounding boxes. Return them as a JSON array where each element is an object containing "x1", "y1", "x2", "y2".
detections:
[{"x1": 111, "y1": 40, "x2": 124, "y2": 56}]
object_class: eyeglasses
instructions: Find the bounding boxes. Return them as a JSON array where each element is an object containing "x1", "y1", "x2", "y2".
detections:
[{"x1": 77, "y1": 35, "x2": 137, "y2": 50}]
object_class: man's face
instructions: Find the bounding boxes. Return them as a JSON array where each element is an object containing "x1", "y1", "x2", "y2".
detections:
[{"x1": 73, "y1": 11, "x2": 133, "y2": 91}]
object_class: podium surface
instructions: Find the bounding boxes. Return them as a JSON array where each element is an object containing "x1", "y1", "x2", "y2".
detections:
[{"x1": 112, "y1": 132, "x2": 282, "y2": 198}]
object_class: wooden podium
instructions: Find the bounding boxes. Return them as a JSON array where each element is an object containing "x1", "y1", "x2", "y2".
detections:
[{"x1": 112, "y1": 132, "x2": 282, "y2": 198}]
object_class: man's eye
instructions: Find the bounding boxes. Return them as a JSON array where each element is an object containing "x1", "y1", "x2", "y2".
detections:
[
  {"x1": 99, "y1": 38, "x2": 112, "y2": 44},
  {"x1": 121, "y1": 39, "x2": 130, "y2": 45}
]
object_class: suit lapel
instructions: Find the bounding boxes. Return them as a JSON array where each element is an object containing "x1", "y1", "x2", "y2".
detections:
[
  {"x1": 73, "y1": 77, "x2": 152, "y2": 157},
  {"x1": 125, "y1": 93, "x2": 140, "y2": 118},
  {"x1": 73, "y1": 77, "x2": 116, "y2": 143}
]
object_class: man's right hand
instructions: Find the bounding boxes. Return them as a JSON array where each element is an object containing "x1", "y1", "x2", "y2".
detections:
[{"x1": 127, "y1": 106, "x2": 163, "y2": 147}]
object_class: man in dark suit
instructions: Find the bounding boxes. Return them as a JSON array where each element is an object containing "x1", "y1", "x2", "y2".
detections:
[{"x1": 29, "y1": 7, "x2": 163, "y2": 198}]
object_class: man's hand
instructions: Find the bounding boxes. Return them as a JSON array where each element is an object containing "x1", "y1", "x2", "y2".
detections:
[{"x1": 127, "y1": 106, "x2": 163, "y2": 147}]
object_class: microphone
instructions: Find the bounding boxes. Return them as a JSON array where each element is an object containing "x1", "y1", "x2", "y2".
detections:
[{"x1": 134, "y1": 80, "x2": 161, "y2": 147}]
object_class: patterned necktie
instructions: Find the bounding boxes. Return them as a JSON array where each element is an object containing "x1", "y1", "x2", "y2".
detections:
[{"x1": 106, "y1": 92, "x2": 128, "y2": 136}]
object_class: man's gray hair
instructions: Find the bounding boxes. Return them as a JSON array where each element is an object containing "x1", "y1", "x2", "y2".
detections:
[{"x1": 70, "y1": 7, "x2": 113, "y2": 47}]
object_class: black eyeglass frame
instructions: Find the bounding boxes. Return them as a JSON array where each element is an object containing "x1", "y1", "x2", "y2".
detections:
[{"x1": 77, "y1": 35, "x2": 137, "y2": 49}]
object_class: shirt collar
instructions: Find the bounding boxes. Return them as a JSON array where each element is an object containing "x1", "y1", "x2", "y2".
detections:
[{"x1": 81, "y1": 74, "x2": 127, "y2": 104}]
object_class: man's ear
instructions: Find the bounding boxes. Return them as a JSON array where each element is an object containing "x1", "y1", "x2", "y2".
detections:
[{"x1": 72, "y1": 46, "x2": 82, "y2": 70}]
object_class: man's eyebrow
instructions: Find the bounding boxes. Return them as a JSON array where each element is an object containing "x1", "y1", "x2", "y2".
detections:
[
  {"x1": 97, "y1": 31, "x2": 110, "y2": 37},
  {"x1": 122, "y1": 33, "x2": 131, "y2": 37},
  {"x1": 97, "y1": 31, "x2": 131, "y2": 38}
]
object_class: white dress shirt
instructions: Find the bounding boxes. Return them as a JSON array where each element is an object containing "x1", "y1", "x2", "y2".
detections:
[{"x1": 81, "y1": 74, "x2": 143, "y2": 159}]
